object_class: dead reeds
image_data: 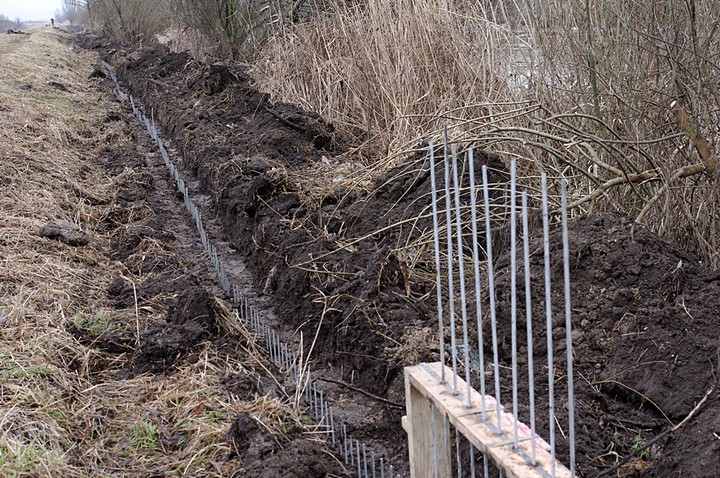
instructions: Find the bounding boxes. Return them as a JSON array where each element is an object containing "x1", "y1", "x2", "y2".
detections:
[{"x1": 252, "y1": 0, "x2": 720, "y2": 267}]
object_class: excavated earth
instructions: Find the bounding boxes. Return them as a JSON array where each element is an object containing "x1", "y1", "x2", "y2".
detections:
[{"x1": 75, "y1": 36, "x2": 720, "y2": 477}]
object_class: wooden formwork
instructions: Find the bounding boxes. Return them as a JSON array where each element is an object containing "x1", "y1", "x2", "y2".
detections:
[{"x1": 403, "y1": 362, "x2": 572, "y2": 478}]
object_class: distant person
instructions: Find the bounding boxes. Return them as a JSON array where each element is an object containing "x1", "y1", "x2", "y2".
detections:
[{"x1": 50, "y1": 18, "x2": 54, "y2": 27}]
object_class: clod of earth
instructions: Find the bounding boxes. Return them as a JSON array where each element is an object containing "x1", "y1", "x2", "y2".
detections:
[{"x1": 38, "y1": 219, "x2": 90, "y2": 246}]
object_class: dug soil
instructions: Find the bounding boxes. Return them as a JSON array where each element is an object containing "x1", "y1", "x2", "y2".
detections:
[{"x1": 69, "y1": 35, "x2": 720, "y2": 477}]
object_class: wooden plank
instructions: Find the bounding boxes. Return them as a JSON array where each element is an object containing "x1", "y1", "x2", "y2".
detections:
[
  {"x1": 405, "y1": 363, "x2": 450, "y2": 478},
  {"x1": 405, "y1": 362, "x2": 572, "y2": 478}
]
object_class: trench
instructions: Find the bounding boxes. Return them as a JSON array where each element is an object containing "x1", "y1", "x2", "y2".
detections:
[{"x1": 101, "y1": 61, "x2": 410, "y2": 477}]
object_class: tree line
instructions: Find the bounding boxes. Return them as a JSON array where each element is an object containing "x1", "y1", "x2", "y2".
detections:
[
  {"x1": 0, "y1": 14, "x2": 23, "y2": 31},
  {"x1": 53, "y1": 0, "x2": 291, "y2": 60}
]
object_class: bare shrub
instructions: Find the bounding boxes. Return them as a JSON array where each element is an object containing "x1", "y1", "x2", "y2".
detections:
[
  {"x1": 254, "y1": 0, "x2": 720, "y2": 266},
  {"x1": 62, "y1": 0, "x2": 89, "y2": 25},
  {"x1": 253, "y1": 0, "x2": 514, "y2": 160},
  {"x1": 170, "y1": 0, "x2": 291, "y2": 60},
  {"x1": 89, "y1": 0, "x2": 169, "y2": 45},
  {"x1": 0, "y1": 14, "x2": 14, "y2": 31}
]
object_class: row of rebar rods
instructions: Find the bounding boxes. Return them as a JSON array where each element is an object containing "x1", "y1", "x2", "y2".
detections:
[
  {"x1": 427, "y1": 129, "x2": 576, "y2": 477},
  {"x1": 101, "y1": 61, "x2": 395, "y2": 477}
]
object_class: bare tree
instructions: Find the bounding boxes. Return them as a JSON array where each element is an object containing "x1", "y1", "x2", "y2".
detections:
[
  {"x1": 53, "y1": 8, "x2": 66, "y2": 23},
  {"x1": 170, "y1": 0, "x2": 288, "y2": 60},
  {"x1": 63, "y1": 0, "x2": 89, "y2": 25},
  {"x1": 89, "y1": 0, "x2": 168, "y2": 44},
  {"x1": 0, "y1": 14, "x2": 13, "y2": 31}
]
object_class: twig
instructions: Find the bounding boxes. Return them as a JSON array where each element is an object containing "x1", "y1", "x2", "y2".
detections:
[
  {"x1": 264, "y1": 106, "x2": 307, "y2": 133},
  {"x1": 315, "y1": 376, "x2": 403, "y2": 408},
  {"x1": 594, "y1": 386, "x2": 715, "y2": 478}
]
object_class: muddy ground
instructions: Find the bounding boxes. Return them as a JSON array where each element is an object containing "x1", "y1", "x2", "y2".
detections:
[{"x1": 67, "y1": 35, "x2": 720, "y2": 477}]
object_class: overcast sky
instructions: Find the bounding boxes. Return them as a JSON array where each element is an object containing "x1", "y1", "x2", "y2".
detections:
[{"x1": 0, "y1": 0, "x2": 62, "y2": 21}]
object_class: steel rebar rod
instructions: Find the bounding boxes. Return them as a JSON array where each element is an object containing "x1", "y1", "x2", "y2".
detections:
[
  {"x1": 452, "y1": 147, "x2": 473, "y2": 407},
  {"x1": 542, "y1": 173, "x2": 557, "y2": 478},
  {"x1": 428, "y1": 141, "x2": 446, "y2": 384},
  {"x1": 522, "y1": 192, "x2": 538, "y2": 465},
  {"x1": 510, "y1": 159, "x2": 520, "y2": 449},
  {"x1": 482, "y1": 165, "x2": 502, "y2": 432},
  {"x1": 443, "y1": 133, "x2": 459, "y2": 394},
  {"x1": 467, "y1": 149, "x2": 487, "y2": 418},
  {"x1": 561, "y1": 180, "x2": 576, "y2": 477}
]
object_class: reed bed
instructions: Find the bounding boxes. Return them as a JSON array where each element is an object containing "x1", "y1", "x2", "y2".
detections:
[{"x1": 252, "y1": 0, "x2": 720, "y2": 267}]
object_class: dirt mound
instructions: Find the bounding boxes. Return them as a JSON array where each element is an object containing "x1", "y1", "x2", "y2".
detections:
[
  {"x1": 491, "y1": 212, "x2": 719, "y2": 476},
  {"x1": 228, "y1": 412, "x2": 336, "y2": 478},
  {"x1": 84, "y1": 34, "x2": 720, "y2": 476},
  {"x1": 134, "y1": 288, "x2": 220, "y2": 373}
]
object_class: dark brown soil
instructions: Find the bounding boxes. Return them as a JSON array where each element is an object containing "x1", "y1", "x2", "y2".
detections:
[
  {"x1": 77, "y1": 35, "x2": 720, "y2": 477},
  {"x1": 66, "y1": 82, "x2": 348, "y2": 476}
]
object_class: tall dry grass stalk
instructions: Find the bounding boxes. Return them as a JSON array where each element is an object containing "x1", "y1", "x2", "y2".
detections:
[
  {"x1": 253, "y1": 0, "x2": 720, "y2": 267},
  {"x1": 254, "y1": 0, "x2": 514, "y2": 159}
]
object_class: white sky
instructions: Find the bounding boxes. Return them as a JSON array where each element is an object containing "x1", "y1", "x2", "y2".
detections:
[{"x1": 0, "y1": 0, "x2": 62, "y2": 21}]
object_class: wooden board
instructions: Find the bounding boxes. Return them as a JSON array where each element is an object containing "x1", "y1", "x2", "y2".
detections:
[{"x1": 404, "y1": 362, "x2": 572, "y2": 478}]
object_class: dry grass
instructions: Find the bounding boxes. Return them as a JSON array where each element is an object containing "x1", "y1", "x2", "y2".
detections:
[
  {"x1": 252, "y1": 0, "x2": 720, "y2": 267},
  {"x1": 253, "y1": 0, "x2": 511, "y2": 160},
  {"x1": 0, "y1": 28, "x2": 314, "y2": 477}
]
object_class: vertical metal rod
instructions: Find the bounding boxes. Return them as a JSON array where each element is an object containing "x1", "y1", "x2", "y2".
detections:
[
  {"x1": 329, "y1": 407, "x2": 336, "y2": 448},
  {"x1": 380, "y1": 457, "x2": 384, "y2": 478},
  {"x1": 469, "y1": 444, "x2": 476, "y2": 478},
  {"x1": 349, "y1": 436, "x2": 354, "y2": 466},
  {"x1": 319, "y1": 390, "x2": 325, "y2": 426},
  {"x1": 510, "y1": 159, "x2": 520, "y2": 449},
  {"x1": 481, "y1": 165, "x2": 502, "y2": 432},
  {"x1": 271, "y1": 332, "x2": 278, "y2": 364},
  {"x1": 443, "y1": 415, "x2": 451, "y2": 478},
  {"x1": 561, "y1": 180, "x2": 576, "y2": 477},
  {"x1": 305, "y1": 371, "x2": 311, "y2": 403},
  {"x1": 468, "y1": 149, "x2": 487, "y2": 418},
  {"x1": 264, "y1": 324, "x2": 270, "y2": 352},
  {"x1": 541, "y1": 173, "x2": 556, "y2": 478},
  {"x1": 363, "y1": 444, "x2": 369, "y2": 478},
  {"x1": 372, "y1": 451, "x2": 376, "y2": 478},
  {"x1": 273, "y1": 330, "x2": 280, "y2": 368},
  {"x1": 522, "y1": 192, "x2": 537, "y2": 465},
  {"x1": 356, "y1": 441, "x2": 362, "y2": 477},
  {"x1": 451, "y1": 148, "x2": 473, "y2": 408},
  {"x1": 428, "y1": 141, "x2": 446, "y2": 384},
  {"x1": 444, "y1": 140, "x2": 458, "y2": 394},
  {"x1": 432, "y1": 403, "x2": 439, "y2": 478},
  {"x1": 343, "y1": 423, "x2": 349, "y2": 464},
  {"x1": 483, "y1": 454, "x2": 489, "y2": 478},
  {"x1": 313, "y1": 382, "x2": 319, "y2": 420},
  {"x1": 455, "y1": 428, "x2": 462, "y2": 478},
  {"x1": 275, "y1": 332, "x2": 285, "y2": 366}
]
